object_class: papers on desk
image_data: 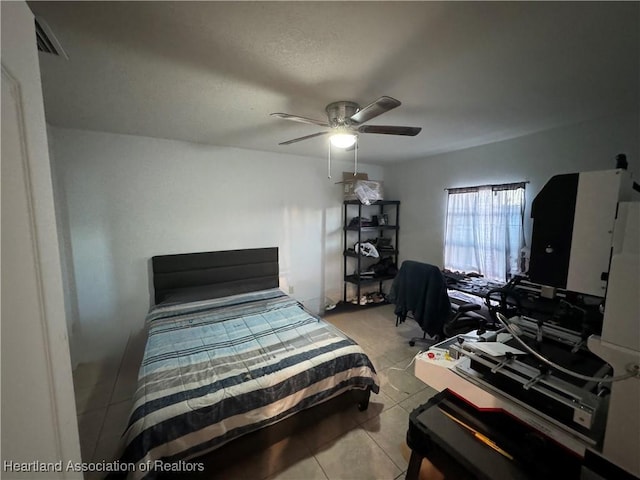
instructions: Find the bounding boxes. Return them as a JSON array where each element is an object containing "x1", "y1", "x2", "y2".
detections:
[
  {"x1": 448, "y1": 289, "x2": 499, "y2": 307},
  {"x1": 466, "y1": 342, "x2": 527, "y2": 357},
  {"x1": 448, "y1": 289, "x2": 485, "y2": 306}
]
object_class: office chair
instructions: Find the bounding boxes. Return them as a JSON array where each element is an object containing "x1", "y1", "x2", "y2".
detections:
[
  {"x1": 443, "y1": 285, "x2": 523, "y2": 338},
  {"x1": 442, "y1": 303, "x2": 486, "y2": 338},
  {"x1": 389, "y1": 261, "x2": 490, "y2": 347}
]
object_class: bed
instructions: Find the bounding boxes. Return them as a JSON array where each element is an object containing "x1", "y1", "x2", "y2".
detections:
[{"x1": 115, "y1": 247, "x2": 379, "y2": 478}]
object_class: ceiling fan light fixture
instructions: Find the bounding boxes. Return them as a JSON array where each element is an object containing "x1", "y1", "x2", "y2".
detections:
[
  {"x1": 272, "y1": 96, "x2": 420, "y2": 148},
  {"x1": 330, "y1": 132, "x2": 357, "y2": 149}
]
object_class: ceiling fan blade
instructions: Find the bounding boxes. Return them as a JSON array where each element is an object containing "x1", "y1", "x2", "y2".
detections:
[
  {"x1": 279, "y1": 131, "x2": 330, "y2": 145},
  {"x1": 358, "y1": 125, "x2": 422, "y2": 136},
  {"x1": 270, "y1": 112, "x2": 329, "y2": 127},
  {"x1": 349, "y1": 96, "x2": 401, "y2": 124}
]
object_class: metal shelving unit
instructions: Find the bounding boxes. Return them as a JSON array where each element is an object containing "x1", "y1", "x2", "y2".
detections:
[{"x1": 342, "y1": 200, "x2": 400, "y2": 306}]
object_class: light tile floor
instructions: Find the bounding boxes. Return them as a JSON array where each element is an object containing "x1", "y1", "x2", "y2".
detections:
[{"x1": 72, "y1": 304, "x2": 438, "y2": 479}]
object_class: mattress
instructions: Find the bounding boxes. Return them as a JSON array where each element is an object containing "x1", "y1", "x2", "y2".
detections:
[{"x1": 116, "y1": 288, "x2": 379, "y2": 478}]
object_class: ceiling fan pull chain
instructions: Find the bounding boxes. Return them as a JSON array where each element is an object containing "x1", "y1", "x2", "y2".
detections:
[
  {"x1": 354, "y1": 137, "x2": 358, "y2": 174},
  {"x1": 327, "y1": 140, "x2": 332, "y2": 179}
]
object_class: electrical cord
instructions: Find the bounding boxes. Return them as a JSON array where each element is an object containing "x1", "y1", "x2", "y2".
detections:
[
  {"x1": 495, "y1": 313, "x2": 640, "y2": 383},
  {"x1": 386, "y1": 352, "x2": 421, "y2": 393}
]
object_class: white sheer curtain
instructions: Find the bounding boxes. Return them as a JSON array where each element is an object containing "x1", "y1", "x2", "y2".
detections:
[{"x1": 444, "y1": 184, "x2": 525, "y2": 282}]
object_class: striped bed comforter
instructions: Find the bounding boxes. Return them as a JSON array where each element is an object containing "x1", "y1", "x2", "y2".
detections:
[{"x1": 117, "y1": 289, "x2": 379, "y2": 477}]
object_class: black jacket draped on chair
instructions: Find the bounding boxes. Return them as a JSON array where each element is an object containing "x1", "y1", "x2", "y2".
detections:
[{"x1": 388, "y1": 261, "x2": 451, "y2": 338}]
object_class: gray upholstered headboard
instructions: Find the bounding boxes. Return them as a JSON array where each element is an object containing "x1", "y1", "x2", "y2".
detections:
[{"x1": 151, "y1": 247, "x2": 279, "y2": 305}]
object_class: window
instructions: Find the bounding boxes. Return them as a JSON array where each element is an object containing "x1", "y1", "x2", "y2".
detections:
[{"x1": 444, "y1": 182, "x2": 526, "y2": 282}]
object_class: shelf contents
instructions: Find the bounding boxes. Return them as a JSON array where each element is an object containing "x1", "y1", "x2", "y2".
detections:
[{"x1": 342, "y1": 200, "x2": 400, "y2": 306}]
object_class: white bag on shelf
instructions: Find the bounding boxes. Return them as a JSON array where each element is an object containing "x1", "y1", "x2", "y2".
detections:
[
  {"x1": 355, "y1": 242, "x2": 379, "y2": 258},
  {"x1": 354, "y1": 181, "x2": 383, "y2": 205}
]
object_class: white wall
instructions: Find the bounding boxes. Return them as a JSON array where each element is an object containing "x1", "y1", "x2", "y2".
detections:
[
  {"x1": 48, "y1": 126, "x2": 80, "y2": 368},
  {"x1": 50, "y1": 127, "x2": 383, "y2": 364},
  {"x1": 383, "y1": 112, "x2": 639, "y2": 267}
]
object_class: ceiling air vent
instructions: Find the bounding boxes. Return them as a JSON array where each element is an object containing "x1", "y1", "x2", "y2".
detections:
[{"x1": 35, "y1": 17, "x2": 68, "y2": 59}]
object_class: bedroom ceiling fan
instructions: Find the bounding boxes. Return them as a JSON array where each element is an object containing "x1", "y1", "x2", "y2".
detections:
[{"x1": 270, "y1": 96, "x2": 421, "y2": 149}]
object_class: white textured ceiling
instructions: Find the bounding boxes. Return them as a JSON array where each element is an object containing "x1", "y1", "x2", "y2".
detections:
[{"x1": 30, "y1": 1, "x2": 639, "y2": 164}]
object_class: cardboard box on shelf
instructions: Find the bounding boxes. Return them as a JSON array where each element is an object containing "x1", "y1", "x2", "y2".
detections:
[{"x1": 337, "y1": 172, "x2": 384, "y2": 202}]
